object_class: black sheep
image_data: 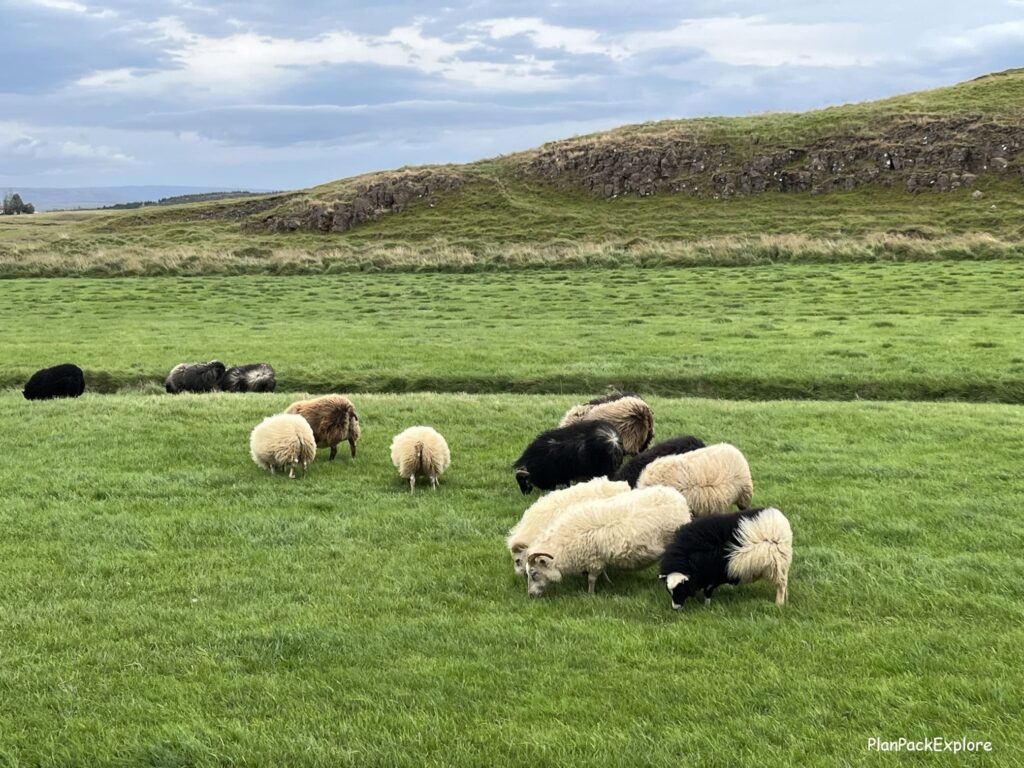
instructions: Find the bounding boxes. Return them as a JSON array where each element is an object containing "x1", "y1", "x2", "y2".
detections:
[
  {"x1": 164, "y1": 360, "x2": 226, "y2": 393},
  {"x1": 23, "y1": 363, "x2": 85, "y2": 400},
  {"x1": 513, "y1": 420, "x2": 624, "y2": 494},
  {"x1": 614, "y1": 435, "x2": 707, "y2": 487},
  {"x1": 659, "y1": 507, "x2": 793, "y2": 610},
  {"x1": 219, "y1": 363, "x2": 277, "y2": 393}
]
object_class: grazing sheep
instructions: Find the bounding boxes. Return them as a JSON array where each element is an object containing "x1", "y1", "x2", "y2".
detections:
[
  {"x1": 220, "y1": 363, "x2": 277, "y2": 393},
  {"x1": 659, "y1": 507, "x2": 792, "y2": 609},
  {"x1": 164, "y1": 360, "x2": 226, "y2": 393},
  {"x1": 506, "y1": 476, "x2": 630, "y2": 577},
  {"x1": 513, "y1": 420, "x2": 624, "y2": 495},
  {"x1": 391, "y1": 426, "x2": 450, "y2": 491},
  {"x1": 22, "y1": 363, "x2": 85, "y2": 400},
  {"x1": 524, "y1": 485, "x2": 692, "y2": 597},
  {"x1": 249, "y1": 413, "x2": 317, "y2": 479},
  {"x1": 559, "y1": 394, "x2": 654, "y2": 455},
  {"x1": 636, "y1": 443, "x2": 753, "y2": 516},
  {"x1": 614, "y1": 435, "x2": 707, "y2": 488},
  {"x1": 286, "y1": 394, "x2": 361, "y2": 460}
]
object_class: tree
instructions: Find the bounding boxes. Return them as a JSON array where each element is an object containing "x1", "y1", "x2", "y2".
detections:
[
  {"x1": 24, "y1": 203, "x2": 35, "y2": 214},
  {"x1": 9, "y1": 193, "x2": 24, "y2": 214},
  {"x1": 2, "y1": 193, "x2": 30, "y2": 215}
]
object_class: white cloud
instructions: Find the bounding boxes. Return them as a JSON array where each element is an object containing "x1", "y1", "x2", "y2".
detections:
[
  {"x1": 0, "y1": 122, "x2": 134, "y2": 166},
  {"x1": 929, "y1": 19, "x2": 1024, "y2": 54},
  {"x1": 25, "y1": 0, "x2": 116, "y2": 19},
  {"x1": 74, "y1": 18, "x2": 579, "y2": 100},
  {"x1": 476, "y1": 17, "x2": 628, "y2": 60},
  {"x1": 623, "y1": 16, "x2": 887, "y2": 68}
]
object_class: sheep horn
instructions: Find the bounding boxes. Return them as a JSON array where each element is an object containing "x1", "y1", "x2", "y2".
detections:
[{"x1": 527, "y1": 552, "x2": 553, "y2": 565}]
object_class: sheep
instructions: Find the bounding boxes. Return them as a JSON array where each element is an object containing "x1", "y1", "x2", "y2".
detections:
[
  {"x1": 614, "y1": 435, "x2": 707, "y2": 488},
  {"x1": 524, "y1": 485, "x2": 692, "y2": 597},
  {"x1": 506, "y1": 476, "x2": 630, "y2": 577},
  {"x1": 22, "y1": 363, "x2": 85, "y2": 400},
  {"x1": 286, "y1": 394, "x2": 361, "y2": 460},
  {"x1": 636, "y1": 442, "x2": 753, "y2": 516},
  {"x1": 659, "y1": 507, "x2": 792, "y2": 609},
  {"x1": 220, "y1": 363, "x2": 277, "y2": 393},
  {"x1": 513, "y1": 420, "x2": 624, "y2": 495},
  {"x1": 559, "y1": 394, "x2": 654, "y2": 455},
  {"x1": 164, "y1": 360, "x2": 225, "y2": 393},
  {"x1": 249, "y1": 413, "x2": 317, "y2": 479},
  {"x1": 390, "y1": 426, "x2": 450, "y2": 491}
]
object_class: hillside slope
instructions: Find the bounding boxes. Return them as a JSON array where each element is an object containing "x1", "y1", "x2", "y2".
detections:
[{"x1": 242, "y1": 69, "x2": 1024, "y2": 236}]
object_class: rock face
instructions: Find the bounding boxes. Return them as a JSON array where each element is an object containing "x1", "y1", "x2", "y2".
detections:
[
  {"x1": 248, "y1": 169, "x2": 464, "y2": 233},
  {"x1": 520, "y1": 116, "x2": 1022, "y2": 199}
]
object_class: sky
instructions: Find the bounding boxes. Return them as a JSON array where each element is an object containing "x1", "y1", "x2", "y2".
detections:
[{"x1": 1, "y1": 1, "x2": 1022, "y2": 190}]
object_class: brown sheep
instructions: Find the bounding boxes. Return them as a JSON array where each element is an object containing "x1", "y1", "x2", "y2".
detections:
[{"x1": 285, "y1": 394, "x2": 361, "y2": 460}]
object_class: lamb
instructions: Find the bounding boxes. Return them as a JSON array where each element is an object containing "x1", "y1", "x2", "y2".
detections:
[
  {"x1": 659, "y1": 507, "x2": 793, "y2": 609},
  {"x1": 390, "y1": 426, "x2": 450, "y2": 491},
  {"x1": 513, "y1": 420, "x2": 624, "y2": 495},
  {"x1": 506, "y1": 477, "x2": 630, "y2": 577},
  {"x1": 636, "y1": 442, "x2": 753, "y2": 516},
  {"x1": 164, "y1": 360, "x2": 226, "y2": 393},
  {"x1": 286, "y1": 394, "x2": 361, "y2": 460},
  {"x1": 559, "y1": 394, "x2": 654, "y2": 455},
  {"x1": 220, "y1": 363, "x2": 277, "y2": 393},
  {"x1": 22, "y1": 363, "x2": 85, "y2": 400},
  {"x1": 249, "y1": 413, "x2": 317, "y2": 479},
  {"x1": 614, "y1": 435, "x2": 707, "y2": 488},
  {"x1": 524, "y1": 485, "x2": 692, "y2": 597}
]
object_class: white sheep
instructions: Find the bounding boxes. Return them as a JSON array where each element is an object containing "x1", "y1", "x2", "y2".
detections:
[
  {"x1": 249, "y1": 413, "x2": 317, "y2": 479},
  {"x1": 524, "y1": 485, "x2": 691, "y2": 597},
  {"x1": 636, "y1": 442, "x2": 753, "y2": 516},
  {"x1": 390, "y1": 426, "x2": 450, "y2": 491},
  {"x1": 559, "y1": 394, "x2": 655, "y2": 455},
  {"x1": 506, "y1": 476, "x2": 630, "y2": 577}
]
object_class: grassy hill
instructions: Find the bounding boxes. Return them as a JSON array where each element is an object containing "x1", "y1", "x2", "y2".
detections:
[{"x1": 1, "y1": 69, "x2": 1023, "y2": 275}]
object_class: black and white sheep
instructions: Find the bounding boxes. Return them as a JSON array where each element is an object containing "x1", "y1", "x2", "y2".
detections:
[
  {"x1": 513, "y1": 420, "x2": 624, "y2": 495},
  {"x1": 220, "y1": 363, "x2": 277, "y2": 393},
  {"x1": 22, "y1": 363, "x2": 85, "y2": 400},
  {"x1": 614, "y1": 435, "x2": 707, "y2": 487},
  {"x1": 559, "y1": 393, "x2": 654, "y2": 455},
  {"x1": 659, "y1": 507, "x2": 793, "y2": 609},
  {"x1": 164, "y1": 360, "x2": 226, "y2": 393}
]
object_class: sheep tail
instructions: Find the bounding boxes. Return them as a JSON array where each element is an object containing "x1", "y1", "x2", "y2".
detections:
[{"x1": 727, "y1": 508, "x2": 792, "y2": 584}]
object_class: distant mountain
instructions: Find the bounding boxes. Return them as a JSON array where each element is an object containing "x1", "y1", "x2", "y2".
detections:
[{"x1": 1, "y1": 186, "x2": 270, "y2": 212}]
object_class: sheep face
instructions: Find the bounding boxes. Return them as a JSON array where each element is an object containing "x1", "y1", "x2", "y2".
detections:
[
  {"x1": 525, "y1": 553, "x2": 562, "y2": 597},
  {"x1": 660, "y1": 571, "x2": 697, "y2": 610},
  {"x1": 515, "y1": 467, "x2": 533, "y2": 495},
  {"x1": 510, "y1": 544, "x2": 528, "y2": 577}
]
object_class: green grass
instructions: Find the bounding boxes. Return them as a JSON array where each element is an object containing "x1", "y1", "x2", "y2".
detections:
[
  {"x1": 1, "y1": 391, "x2": 1022, "y2": 766},
  {"x1": 2, "y1": 261, "x2": 1023, "y2": 402}
]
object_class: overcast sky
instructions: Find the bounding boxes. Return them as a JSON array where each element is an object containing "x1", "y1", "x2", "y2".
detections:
[{"x1": 1, "y1": 1, "x2": 1021, "y2": 190}]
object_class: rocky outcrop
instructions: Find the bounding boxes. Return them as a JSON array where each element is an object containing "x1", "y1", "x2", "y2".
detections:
[
  {"x1": 248, "y1": 169, "x2": 464, "y2": 233},
  {"x1": 520, "y1": 116, "x2": 1022, "y2": 199}
]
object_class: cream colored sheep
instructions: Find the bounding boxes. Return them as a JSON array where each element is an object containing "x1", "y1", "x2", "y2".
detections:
[
  {"x1": 390, "y1": 426, "x2": 450, "y2": 491},
  {"x1": 636, "y1": 443, "x2": 753, "y2": 516},
  {"x1": 506, "y1": 476, "x2": 630, "y2": 576},
  {"x1": 559, "y1": 395, "x2": 654, "y2": 455},
  {"x1": 524, "y1": 485, "x2": 691, "y2": 596},
  {"x1": 249, "y1": 413, "x2": 317, "y2": 479}
]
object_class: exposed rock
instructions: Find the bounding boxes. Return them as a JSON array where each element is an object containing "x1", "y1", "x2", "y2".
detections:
[{"x1": 971, "y1": 190, "x2": 985, "y2": 199}]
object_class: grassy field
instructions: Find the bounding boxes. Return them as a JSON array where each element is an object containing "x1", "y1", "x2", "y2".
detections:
[
  {"x1": 1, "y1": 391, "x2": 1021, "y2": 766},
  {"x1": 1, "y1": 261, "x2": 1022, "y2": 402}
]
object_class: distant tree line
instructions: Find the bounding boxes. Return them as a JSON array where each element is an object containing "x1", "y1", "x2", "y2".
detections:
[
  {"x1": 2, "y1": 193, "x2": 35, "y2": 215},
  {"x1": 99, "y1": 191, "x2": 268, "y2": 210}
]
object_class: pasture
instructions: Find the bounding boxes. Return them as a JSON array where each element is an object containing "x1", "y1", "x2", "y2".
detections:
[
  {"x1": 1, "y1": 260, "x2": 1023, "y2": 402},
  {"x1": 1, "y1": 392, "x2": 1023, "y2": 766}
]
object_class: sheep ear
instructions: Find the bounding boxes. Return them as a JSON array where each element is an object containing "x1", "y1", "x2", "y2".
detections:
[
  {"x1": 511, "y1": 543, "x2": 527, "y2": 554},
  {"x1": 665, "y1": 572, "x2": 687, "y2": 591},
  {"x1": 658, "y1": 573, "x2": 667, "y2": 581}
]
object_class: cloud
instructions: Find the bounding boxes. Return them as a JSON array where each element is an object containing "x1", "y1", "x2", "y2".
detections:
[
  {"x1": 73, "y1": 18, "x2": 580, "y2": 100},
  {"x1": 929, "y1": 19, "x2": 1024, "y2": 55},
  {"x1": 0, "y1": 122, "x2": 134, "y2": 177},
  {"x1": 25, "y1": 0, "x2": 116, "y2": 19}
]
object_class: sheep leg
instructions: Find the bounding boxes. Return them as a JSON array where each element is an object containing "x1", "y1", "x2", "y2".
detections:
[
  {"x1": 288, "y1": 465, "x2": 296, "y2": 479},
  {"x1": 776, "y1": 578, "x2": 788, "y2": 605},
  {"x1": 601, "y1": 570, "x2": 613, "y2": 585},
  {"x1": 430, "y1": 475, "x2": 438, "y2": 490},
  {"x1": 704, "y1": 585, "x2": 717, "y2": 606},
  {"x1": 349, "y1": 437, "x2": 357, "y2": 458},
  {"x1": 409, "y1": 476, "x2": 416, "y2": 492},
  {"x1": 329, "y1": 444, "x2": 338, "y2": 461},
  {"x1": 587, "y1": 572, "x2": 599, "y2": 595}
]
